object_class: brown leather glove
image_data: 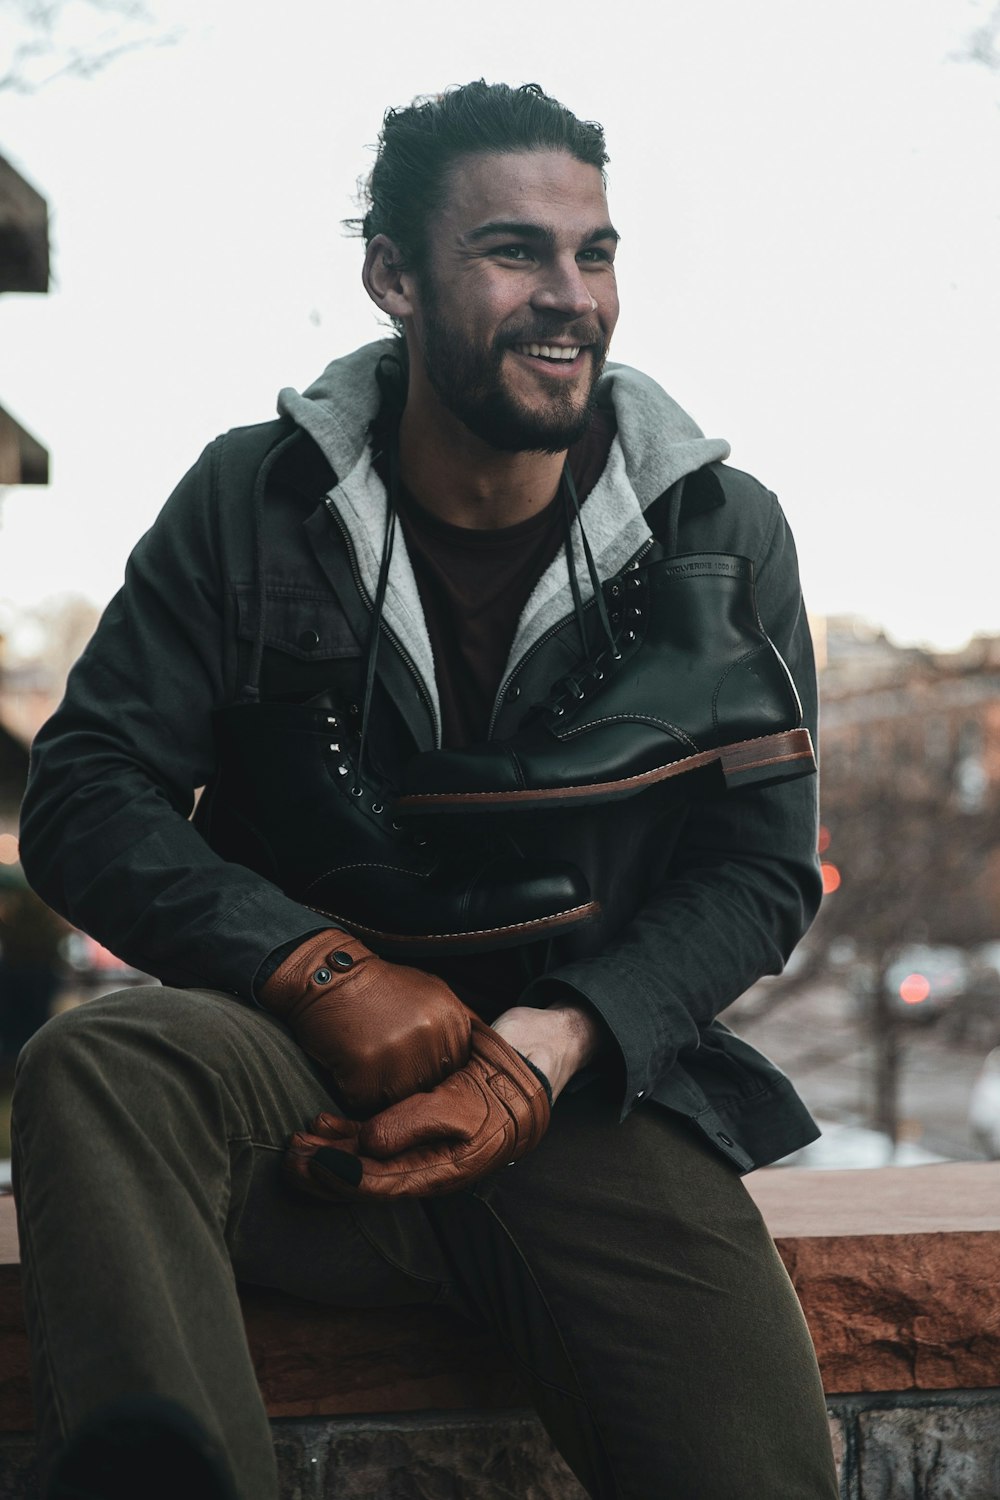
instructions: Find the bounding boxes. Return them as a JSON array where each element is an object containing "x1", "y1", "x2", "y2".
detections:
[
  {"x1": 258, "y1": 930, "x2": 471, "y2": 1115},
  {"x1": 284, "y1": 1016, "x2": 552, "y2": 1199}
]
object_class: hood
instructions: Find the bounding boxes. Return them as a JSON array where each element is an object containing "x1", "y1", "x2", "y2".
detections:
[{"x1": 278, "y1": 339, "x2": 730, "y2": 741}]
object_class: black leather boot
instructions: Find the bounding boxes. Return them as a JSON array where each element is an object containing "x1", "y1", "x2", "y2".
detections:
[
  {"x1": 396, "y1": 552, "x2": 816, "y2": 815},
  {"x1": 197, "y1": 700, "x2": 599, "y2": 957}
]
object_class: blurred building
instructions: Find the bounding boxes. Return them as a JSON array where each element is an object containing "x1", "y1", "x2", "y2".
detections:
[
  {"x1": 0, "y1": 148, "x2": 49, "y2": 848},
  {"x1": 0, "y1": 152, "x2": 49, "y2": 486},
  {"x1": 818, "y1": 618, "x2": 1000, "y2": 807},
  {"x1": 815, "y1": 616, "x2": 1000, "y2": 944}
]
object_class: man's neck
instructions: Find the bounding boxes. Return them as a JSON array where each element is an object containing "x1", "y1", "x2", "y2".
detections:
[{"x1": 397, "y1": 386, "x2": 566, "y2": 532}]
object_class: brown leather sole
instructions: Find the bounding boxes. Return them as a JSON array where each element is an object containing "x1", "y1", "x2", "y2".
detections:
[
  {"x1": 305, "y1": 899, "x2": 602, "y2": 956},
  {"x1": 397, "y1": 729, "x2": 817, "y2": 815}
]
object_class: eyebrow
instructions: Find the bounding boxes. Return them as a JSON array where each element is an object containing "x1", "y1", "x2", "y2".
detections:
[{"x1": 463, "y1": 220, "x2": 620, "y2": 248}]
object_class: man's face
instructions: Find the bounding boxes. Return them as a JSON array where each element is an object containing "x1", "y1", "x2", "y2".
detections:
[{"x1": 407, "y1": 149, "x2": 620, "y2": 453}]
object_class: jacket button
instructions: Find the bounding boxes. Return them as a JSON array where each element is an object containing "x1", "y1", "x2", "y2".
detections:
[
  {"x1": 505, "y1": 685, "x2": 521, "y2": 701},
  {"x1": 298, "y1": 629, "x2": 320, "y2": 650},
  {"x1": 331, "y1": 951, "x2": 354, "y2": 970}
]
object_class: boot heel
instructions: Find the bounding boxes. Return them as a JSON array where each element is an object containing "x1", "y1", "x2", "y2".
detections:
[{"x1": 720, "y1": 729, "x2": 816, "y2": 790}]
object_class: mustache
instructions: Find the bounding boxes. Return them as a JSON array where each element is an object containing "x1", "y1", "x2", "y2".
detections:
[{"x1": 499, "y1": 320, "x2": 605, "y2": 349}]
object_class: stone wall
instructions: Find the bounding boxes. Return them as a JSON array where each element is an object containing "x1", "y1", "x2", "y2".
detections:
[{"x1": 3, "y1": 1396, "x2": 1000, "y2": 1498}]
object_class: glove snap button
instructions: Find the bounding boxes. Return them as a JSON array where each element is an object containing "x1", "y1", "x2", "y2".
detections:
[
  {"x1": 331, "y1": 951, "x2": 354, "y2": 971},
  {"x1": 312, "y1": 967, "x2": 333, "y2": 985}
]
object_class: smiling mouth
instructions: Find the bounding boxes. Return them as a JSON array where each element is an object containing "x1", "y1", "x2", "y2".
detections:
[{"x1": 512, "y1": 343, "x2": 583, "y2": 362}]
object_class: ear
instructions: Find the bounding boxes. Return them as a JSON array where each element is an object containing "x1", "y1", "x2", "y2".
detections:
[{"x1": 362, "y1": 235, "x2": 418, "y2": 321}]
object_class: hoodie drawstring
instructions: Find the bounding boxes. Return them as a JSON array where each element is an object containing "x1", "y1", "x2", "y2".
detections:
[
  {"x1": 353, "y1": 422, "x2": 399, "y2": 794},
  {"x1": 350, "y1": 353, "x2": 408, "y2": 790}
]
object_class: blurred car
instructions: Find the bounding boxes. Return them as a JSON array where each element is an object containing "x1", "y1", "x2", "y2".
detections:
[
  {"x1": 968, "y1": 1047, "x2": 1000, "y2": 1159},
  {"x1": 881, "y1": 944, "x2": 971, "y2": 1020},
  {"x1": 971, "y1": 941, "x2": 1000, "y2": 982}
]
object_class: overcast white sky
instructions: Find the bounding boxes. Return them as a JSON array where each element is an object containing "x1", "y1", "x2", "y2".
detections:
[{"x1": 2, "y1": 0, "x2": 999, "y2": 655}]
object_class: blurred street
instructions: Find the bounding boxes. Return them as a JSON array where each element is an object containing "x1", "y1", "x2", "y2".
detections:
[{"x1": 723, "y1": 979, "x2": 994, "y2": 1164}]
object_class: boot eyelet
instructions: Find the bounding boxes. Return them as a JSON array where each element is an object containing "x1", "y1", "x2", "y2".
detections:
[
  {"x1": 610, "y1": 584, "x2": 621, "y2": 597},
  {"x1": 329, "y1": 742, "x2": 340, "y2": 752},
  {"x1": 612, "y1": 650, "x2": 623, "y2": 661},
  {"x1": 391, "y1": 820, "x2": 403, "y2": 830},
  {"x1": 552, "y1": 706, "x2": 565, "y2": 716},
  {"x1": 626, "y1": 631, "x2": 636, "y2": 642},
  {"x1": 337, "y1": 764, "x2": 349, "y2": 777},
  {"x1": 593, "y1": 670, "x2": 604, "y2": 681},
  {"x1": 371, "y1": 802, "x2": 384, "y2": 814},
  {"x1": 350, "y1": 784, "x2": 363, "y2": 797},
  {"x1": 326, "y1": 716, "x2": 340, "y2": 726}
]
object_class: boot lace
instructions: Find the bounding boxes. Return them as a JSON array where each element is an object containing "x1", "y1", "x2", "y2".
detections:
[{"x1": 527, "y1": 463, "x2": 642, "y2": 720}]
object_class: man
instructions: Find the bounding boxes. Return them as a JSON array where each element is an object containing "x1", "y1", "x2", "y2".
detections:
[{"x1": 14, "y1": 82, "x2": 839, "y2": 1499}]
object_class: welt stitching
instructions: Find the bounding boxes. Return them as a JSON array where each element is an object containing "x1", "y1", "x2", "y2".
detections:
[{"x1": 558, "y1": 713, "x2": 697, "y2": 748}]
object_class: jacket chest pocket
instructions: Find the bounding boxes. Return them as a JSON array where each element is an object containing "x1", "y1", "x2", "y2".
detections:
[{"x1": 235, "y1": 586, "x2": 365, "y2": 704}]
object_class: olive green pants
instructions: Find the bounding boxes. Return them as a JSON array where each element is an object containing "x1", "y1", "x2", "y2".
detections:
[{"x1": 12, "y1": 987, "x2": 838, "y2": 1499}]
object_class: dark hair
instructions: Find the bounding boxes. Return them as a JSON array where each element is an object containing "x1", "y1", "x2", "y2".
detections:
[{"x1": 349, "y1": 81, "x2": 608, "y2": 275}]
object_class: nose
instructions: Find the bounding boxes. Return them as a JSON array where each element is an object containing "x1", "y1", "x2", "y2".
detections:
[{"x1": 530, "y1": 255, "x2": 595, "y2": 319}]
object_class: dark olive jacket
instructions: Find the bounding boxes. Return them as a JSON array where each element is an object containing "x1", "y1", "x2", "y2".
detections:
[{"x1": 19, "y1": 378, "x2": 823, "y2": 1173}]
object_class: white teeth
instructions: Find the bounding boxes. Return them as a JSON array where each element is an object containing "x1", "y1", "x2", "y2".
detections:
[{"x1": 515, "y1": 344, "x2": 581, "y2": 362}]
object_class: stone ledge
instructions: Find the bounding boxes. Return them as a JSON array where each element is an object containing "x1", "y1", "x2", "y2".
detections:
[
  {"x1": 747, "y1": 1162, "x2": 1000, "y2": 1394},
  {"x1": 0, "y1": 1162, "x2": 997, "y2": 1433}
]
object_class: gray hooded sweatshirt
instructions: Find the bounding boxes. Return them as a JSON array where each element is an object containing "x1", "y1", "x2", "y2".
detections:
[{"x1": 278, "y1": 339, "x2": 730, "y2": 741}]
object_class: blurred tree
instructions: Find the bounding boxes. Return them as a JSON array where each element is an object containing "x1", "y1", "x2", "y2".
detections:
[
  {"x1": 744, "y1": 724, "x2": 1000, "y2": 1144},
  {"x1": 1, "y1": 0, "x2": 181, "y2": 94},
  {"x1": 954, "y1": 1, "x2": 1000, "y2": 74}
]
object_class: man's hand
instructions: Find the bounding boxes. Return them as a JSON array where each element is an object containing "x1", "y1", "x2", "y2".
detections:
[
  {"x1": 259, "y1": 930, "x2": 471, "y2": 1115},
  {"x1": 490, "y1": 1001, "x2": 603, "y2": 1102},
  {"x1": 284, "y1": 1015, "x2": 550, "y2": 1199}
]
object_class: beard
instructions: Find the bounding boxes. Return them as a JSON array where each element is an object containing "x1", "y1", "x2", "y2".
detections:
[{"x1": 417, "y1": 287, "x2": 609, "y2": 454}]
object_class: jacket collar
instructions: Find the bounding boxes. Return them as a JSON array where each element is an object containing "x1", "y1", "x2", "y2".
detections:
[{"x1": 274, "y1": 342, "x2": 731, "y2": 734}]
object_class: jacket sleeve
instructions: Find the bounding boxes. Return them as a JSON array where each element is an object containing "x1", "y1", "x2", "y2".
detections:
[
  {"x1": 523, "y1": 493, "x2": 822, "y2": 1116},
  {"x1": 18, "y1": 438, "x2": 328, "y2": 995}
]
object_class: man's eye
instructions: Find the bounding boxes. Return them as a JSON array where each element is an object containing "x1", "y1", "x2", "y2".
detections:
[
  {"x1": 494, "y1": 245, "x2": 532, "y2": 261},
  {"x1": 578, "y1": 248, "x2": 612, "y2": 264}
]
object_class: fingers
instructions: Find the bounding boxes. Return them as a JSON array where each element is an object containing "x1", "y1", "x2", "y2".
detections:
[
  {"x1": 282, "y1": 1020, "x2": 552, "y2": 1202},
  {"x1": 359, "y1": 1075, "x2": 488, "y2": 1158},
  {"x1": 285, "y1": 1120, "x2": 360, "y2": 1202},
  {"x1": 309, "y1": 1130, "x2": 515, "y2": 1199}
]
